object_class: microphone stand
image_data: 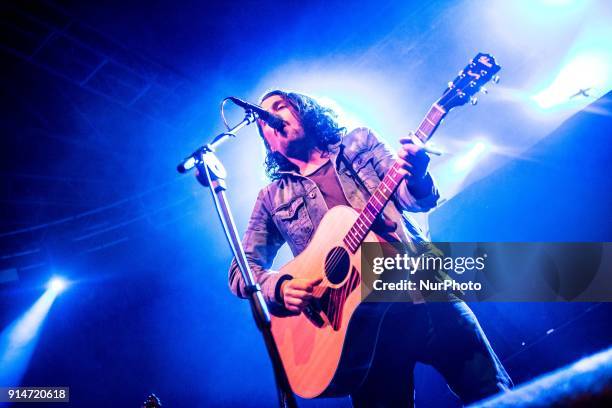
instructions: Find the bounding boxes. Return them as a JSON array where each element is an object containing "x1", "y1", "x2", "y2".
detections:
[{"x1": 177, "y1": 110, "x2": 298, "y2": 408}]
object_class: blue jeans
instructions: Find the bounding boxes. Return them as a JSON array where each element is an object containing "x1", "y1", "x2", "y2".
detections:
[{"x1": 350, "y1": 301, "x2": 512, "y2": 407}]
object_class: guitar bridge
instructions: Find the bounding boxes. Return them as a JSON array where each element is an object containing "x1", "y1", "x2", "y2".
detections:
[{"x1": 303, "y1": 305, "x2": 325, "y2": 328}]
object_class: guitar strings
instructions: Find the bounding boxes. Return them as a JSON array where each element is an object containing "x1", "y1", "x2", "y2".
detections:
[
  {"x1": 306, "y1": 65, "x2": 490, "y2": 316},
  {"x1": 315, "y1": 71, "x2": 481, "y2": 296}
]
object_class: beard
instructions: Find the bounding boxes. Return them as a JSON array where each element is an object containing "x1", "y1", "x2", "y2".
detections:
[
  {"x1": 284, "y1": 130, "x2": 315, "y2": 159},
  {"x1": 278, "y1": 124, "x2": 313, "y2": 157}
]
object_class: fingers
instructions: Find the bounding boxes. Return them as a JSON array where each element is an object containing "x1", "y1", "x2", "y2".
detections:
[
  {"x1": 399, "y1": 135, "x2": 417, "y2": 145},
  {"x1": 284, "y1": 291, "x2": 313, "y2": 313},
  {"x1": 286, "y1": 305, "x2": 301, "y2": 313},
  {"x1": 284, "y1": 288, "x2": 314, "y2": 300},
  {"x1": 285, "y1": 293, "x2": 312, "y2": 305},
  {"x1": 399, "y1": 142, "x2": 424, "y2": 158},
  {"x1": 282, "y1": 276, "x2": 322, "y2": 313},
  {"x1": 395, "y1": 164, "x2": 411, "y2": 177},
  {"x1": 285, "y1": 303, "x2": 304, "y2": 313},
  {"x1": 307, "y1": 276, "x2": 323, "y2": 287},
  {"x1": 397, "y1": 144, "x2": 429, "y2": 180},
  {"x1": 398, "y1": 140, "x2": 430, "y2": 171},
  {"x1": 291, "y1": 276, "x2": 322, "y2": 291},
  {"x1": 397, "y1": 153, "x2": 414, "y2": 168}
]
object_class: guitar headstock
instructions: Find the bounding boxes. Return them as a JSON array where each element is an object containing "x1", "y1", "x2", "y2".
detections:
[{"x1": 438, "y1": 53, "x2": 501, "y2": 112}]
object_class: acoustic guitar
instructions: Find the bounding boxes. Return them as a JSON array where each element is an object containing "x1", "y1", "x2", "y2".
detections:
[{"x1": 270, "y1": 53, "x2": 501, "y2": 398}]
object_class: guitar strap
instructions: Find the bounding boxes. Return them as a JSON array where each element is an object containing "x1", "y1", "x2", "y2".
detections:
[{"x1": 338, "y1": 145, "x2": 372, "y2": 198}]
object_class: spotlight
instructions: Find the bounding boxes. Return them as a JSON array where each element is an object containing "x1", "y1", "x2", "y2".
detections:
[
  {"x1": 432, "y1": 139, "x2": 492, "y2": 202},
  {"x1": 532, "y1": 52, "x2": 610, "y2": 110},
  {"x1": 47, "y1": 277, "x2": 68, "y2": 293},
  {"x1": 1, "y1": 277, "x2": 65, "y2": 385},
  {"x1": 454, "y1": 141, "x2": 489, "y2": 172}
]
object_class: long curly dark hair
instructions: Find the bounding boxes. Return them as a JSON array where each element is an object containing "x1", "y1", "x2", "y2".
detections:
[{"x1": 257, "y1": 90, "x2": 346, "y2": 180}]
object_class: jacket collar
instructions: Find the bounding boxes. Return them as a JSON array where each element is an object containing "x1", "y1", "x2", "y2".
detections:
[{"x1": 276, "y1": 142, "x2": 345, "y2": 177}]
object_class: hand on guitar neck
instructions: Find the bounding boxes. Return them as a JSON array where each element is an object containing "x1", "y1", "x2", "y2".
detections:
[{"x1": 397, "y1": 133, "x2": 435, "y2": 199}]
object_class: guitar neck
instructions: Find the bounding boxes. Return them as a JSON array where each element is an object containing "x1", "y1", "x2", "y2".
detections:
[{"x1": 342, "y1": 103, "x2": 446, "y2": 253}]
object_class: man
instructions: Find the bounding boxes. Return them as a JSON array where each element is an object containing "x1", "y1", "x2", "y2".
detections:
[{"x1": 229, "y1": 90, "x2": 512, "y2": 406}]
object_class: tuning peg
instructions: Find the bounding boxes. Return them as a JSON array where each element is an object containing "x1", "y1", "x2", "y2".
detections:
[
  {"x1": 448, "y1": 81, "x2": 454, "y2": 89},
  {"x1": 480, "y1": 87, "x2": 488, "y2": 94},
  {"x1": 470, "y1": 96, "x2": 478, "y2": 105},
  {"x1": 492, "y1": 75, "x2": 500, "y2": 84}
]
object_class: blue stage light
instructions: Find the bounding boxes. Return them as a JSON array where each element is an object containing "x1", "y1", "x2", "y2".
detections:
[
  {"x1": 47, "y1": 276, "x2": 68, "y2": 294},
  {"x1": 0, "y1": 280, "x2": 63, "y2": 386},
  {"x1": 454, "y1": 141, "x2": 489, "y2": 173},
  {"x1": 533, "y1": 52, "x2": 611, "y2": 110},
  {"x1": 433, "y1": 140, "x2": 492, "y2": 202}
]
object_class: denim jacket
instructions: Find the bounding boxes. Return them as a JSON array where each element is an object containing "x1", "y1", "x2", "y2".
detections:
[{"x1": 228, "y1": 127, "x2": 440, "y2": 309}]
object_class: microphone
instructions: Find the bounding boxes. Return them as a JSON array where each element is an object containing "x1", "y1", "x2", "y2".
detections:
[{"x1": 227, "y1": 97, "x2": 285, "y2": 132}]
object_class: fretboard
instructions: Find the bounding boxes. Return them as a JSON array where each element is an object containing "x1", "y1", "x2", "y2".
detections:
[{"x1": 343, "y1": 103, "x2": 446, "y2": 253}]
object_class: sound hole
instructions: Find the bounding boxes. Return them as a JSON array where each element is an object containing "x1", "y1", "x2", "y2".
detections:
[{"x1": 325, "y1": 247, "x2": 350, "y2": 285}]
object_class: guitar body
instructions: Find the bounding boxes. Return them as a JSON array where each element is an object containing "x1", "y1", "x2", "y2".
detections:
[{"x1": 270, "y1": 205, "x2": 390, "y2": 398}]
